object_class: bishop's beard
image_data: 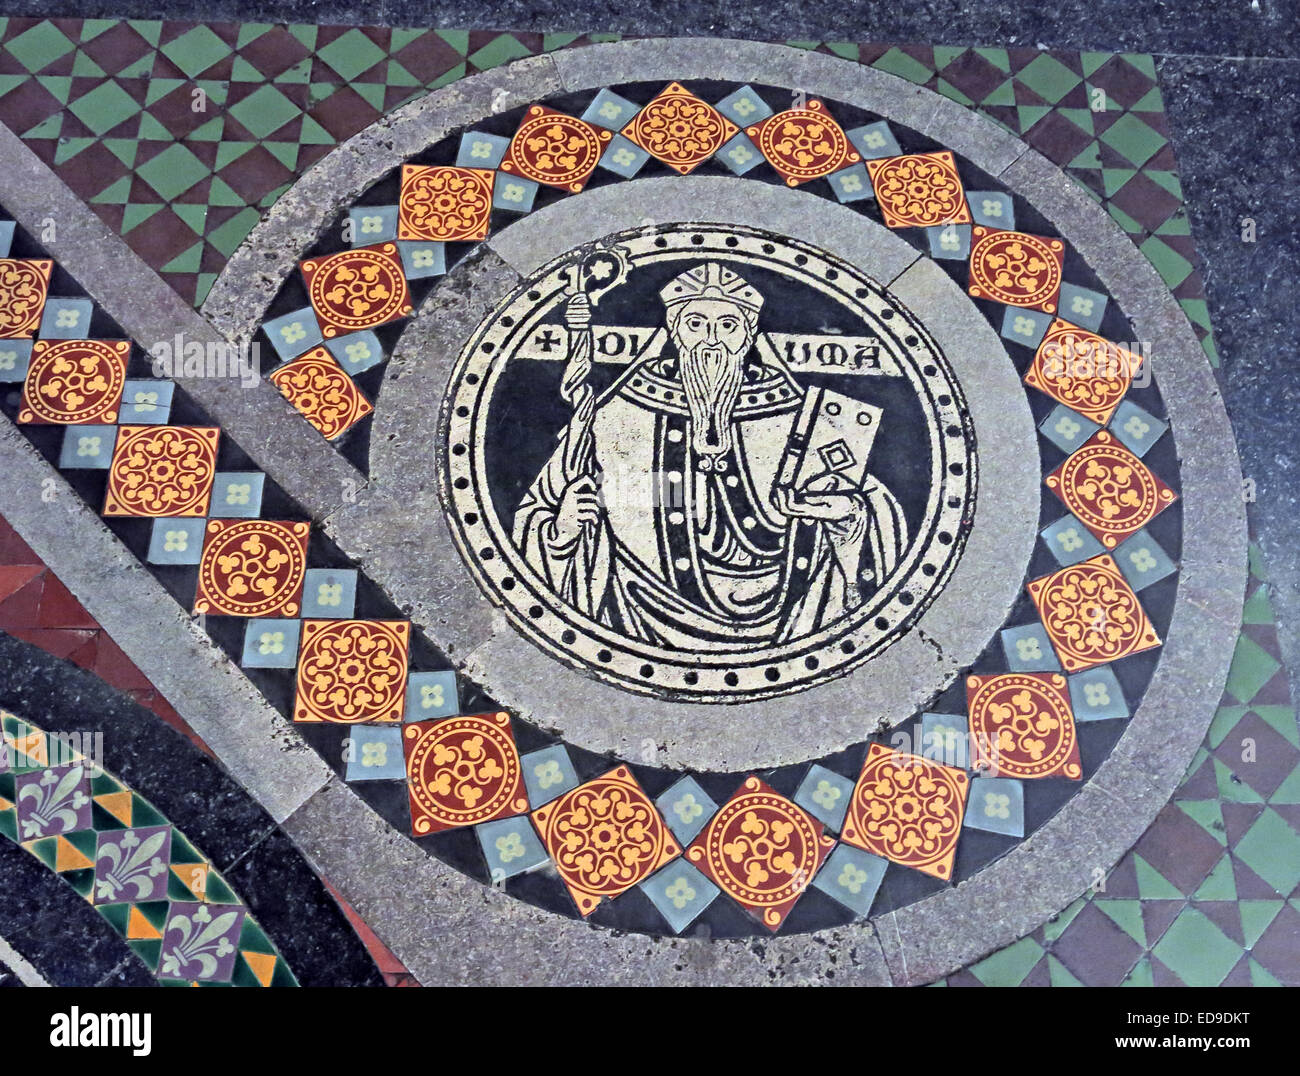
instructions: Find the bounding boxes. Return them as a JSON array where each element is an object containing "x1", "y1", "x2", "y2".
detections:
[{"x1": 679, "y1": 341, "x2": 747, "y2": 458}]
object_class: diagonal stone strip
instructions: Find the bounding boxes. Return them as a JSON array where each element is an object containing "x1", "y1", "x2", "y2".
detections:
[{"x1": 0, "y1": 120, "x2": 363, "y2": 521}]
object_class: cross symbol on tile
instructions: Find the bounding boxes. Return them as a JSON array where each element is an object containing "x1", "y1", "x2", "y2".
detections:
[{"x1": 535, "y1": 329, "x2": 563, "y2": 353}]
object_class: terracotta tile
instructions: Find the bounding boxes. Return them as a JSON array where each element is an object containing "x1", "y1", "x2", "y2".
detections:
[
  {"x1": 0, "y1": 573, "x2": 46, "y2": 629},
  {"x1": 397, "y1": 165, "x2": 495, "y2": 242},
  {"x1": 0, "y1": 259, "x2": 53, "y2": 339},
  {"x1": 194, "y1": 519, "x2": 310, "y2": 618},
  {"x1": 0, "y1": 563, "x2": 44, "y2": 605},
  {"x1": 35, "y1": 573, "x2": 96, "y2": 629},
  {"x1": 269, "y1": 346, "x2": 374, "y2": 441},
  {"x1": 104, "y1": 426, "x2": 220, "y2": 517},
  {"x1": 0, "y1": 517, "x2": 40, "y2": 565},
  {"x1": 92, "y1": 633, "x2": 152, "y2": 693},
  {"x1": 402, "y1": 711, "x2": 527, "y2": 834},
  {"x1": 748, "y1": 100, "x2": 859, "y2": 187},
  {"x1": 968, "y1": 227, "x2": 1065, "y2": 314},
  {"x1": 301, "y1": 243, "x2": 411, "y2": 339},
  {"x1": 1023, "y1": 319, "x2": 1144, "y2": 425},
  {"x1": 621, "y1": 82, "x2": 738, "y2": 175},
  {"x1": 293, "y1": 620, "x2": 409, "y2": 723},
  {"x1": 966, "y1": 671, "x2": 1083, "y2": 780},
  {"x1": 7, "y1": 627, "x2": 97, "y2": 660},
  {"x1": 500, "y1": 105, "x2": 611, "y2": 192},
  {"x1": 867, "y1": 150, "x2": 970, "y2": 227}
]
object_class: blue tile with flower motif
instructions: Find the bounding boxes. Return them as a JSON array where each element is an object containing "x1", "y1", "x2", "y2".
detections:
[
  {"x1": 210, "y1": 472, "x2": 265, "y2": 518},
  {"x1": 476, "y1": 816, "x2": 548, "y2": 882},
  {"x1": 0, "y1": 338, "x2": 33, "y2": 381},
  {"x1": 1110, "y1": 398, "x2": 1168, "y2": 457},
  {"x1": 38, "y1": 297, "x2": 93, "y2": 339},
  {"x1": 58, "y1": 425, "x2": 116, "y2": 469},
  {"x1": 119, "y1": 379, "x2": 174, "y2": 424},
  {"x1": 927, "y1": 222, "x2": 971, "y2": 260},
  {"x1": 325, "y1": 331, "x2": 385, "y2": 376},
  {"x1": 1114, "y1": 529, "x2": 1177, "y2": 591},
  {"x1": 456, "y1": 130, "x2": 510, "y2": 168},
  {"x1": 240, "y1": 619, "x2": 301, "y2": 668},
  {"x1": 921, "y1": 712, "x2": 969, "y2": 769},
  {"x1": 716, "y1": 132, "x2": 763, "y2": 175},
  {"x1": 520, "y1": 744, "x2": 579, "y2": 808},
  {"x1": 1002, "y1": 305, "x2": 1054, "y2": 350},
  {"x1": 1041, "y1": 512, "x2": 1108, "y2": 567},
  {"x1": 403, "y1": 670, "x2": 459, "y2": 722},
  {"x1": 344, "y1": 726, "x2": 405, "y2": 781},
  {"x1": 1067, "y1": 666, "x2": 1129, "y2": 722},
  {"x1": 714, "y1": 85, "x2": 773, "y2": 126},
  {"x1": 599, "y1": 135, "x2": 652, "y2": 179},
  {"x1": 656, "y1": 775, "x2": 718, "y2": 846},
  {"x1": 263, "y1": 307, "x2": 324, "y2": 362},
  {"x1": 301, "y1": 568, "x2": 358, "y2": 618},
  {"x1": 580, "y1": 88, "x2": 641, "y2": 130},
  {"x1": 492, "y1": 175, "x2": 539, "y2": 213},
  {"x1": 812, "y1": 843, "x2": 888, "y2": 917},
  {"x1": 846, "y1": 120, "x2": 901, "y2": 160},
  {"x1": 1002, "y1": 621, "x2": 1063, "y2": 672},
  {"x1": 964, "y1": 776, "x2": 1025, "y2": 837},
  {"x1": 0, "y1": 220, "x2": 13, "y2": 257},
  {"x1": 967, "y1": 190, "x2": 1015, "y2": 229},
  {"x1": 348, "y1": 205, "x2": 398, "y2": 246},
  {"x1": 827, "y1": 163, "x2": 873, "y2": 203},
  {"x1": 640, "y1": 859, "x2": 720, "y2": 934},
  {"x1": 397, "y1": 240, "x2": 447, "y2": 279},
  {"x1": 793, "y1": 763, "x2": 853, "y2": 832},
  {"x1": 1058, "y1": 282, "x2": 1108, "y2": 331},
  {"x1": 146, "y1": 518, "x2": 206, "y2": 565},
  {"x1": 1038, "y1": 402, "x2": 1101, "y2": 455}
]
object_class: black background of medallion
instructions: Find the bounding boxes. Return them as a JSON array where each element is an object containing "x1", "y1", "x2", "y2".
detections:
[{"x1": 1, "y1": 75, "x2": 1184, "y2": 939}]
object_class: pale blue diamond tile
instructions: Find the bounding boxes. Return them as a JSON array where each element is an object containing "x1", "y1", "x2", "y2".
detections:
[
  {"x1": 455, "y1": 131, "x2": 510, "y2": 168},
  {"x1": 210, "y1": 472, "x2": 265, "y2": 518},
  {"x1": 146, "y1": 518, "x2": 205, "y2": 565},
  {"x1": 927, "y1": 222, "x2": 971, "y2": 259},
  {"x1": 397, "y1": 240, "x2": 447, "y2": 279},
  {"x1": 656, "y1": 775, "x2": 718, "y2": 846},
  {"x1": 477, "y1": 816, "x2": 549, "y2": 882},
  {"x1": 967, "y1": 190, "x2": 1015, "y2": 229},
  {"x1": 348, "y1": 205, "x2": 398, "y2": 246},
  {"x1": 793, "y1": 763, "x2": 853, "y2": 832},
  {"x1": 38, "y1": 297, "x2": 93, "y2": 339},
  {"x1": 1058, "y1": 282, "x2": 1107, "y2": 331},
  {"x1": 520, "y1": 744, "x2": 578, "y2": 808},
  {"x1": 1110, "y1": 399, "x2": 1168, "y2": 457},
  {"x1": 492, "y1": 174, "x2": 539, "y2": 213},
  {"x1": 301, "y1": 568, "x2": 358, "y2": 618},
  {"x1": 344, "y1": 725, "x2": 405, "y2": 781},
  {"x1": 240, "y1": 618, "x2": 300, "y2": 668},
  {"x1": 964, "y1": 777, "x2": 1024, "y2": 837},
  {"x1": 846, "y1": 121, "x2": 901, "y2": 160},
  {"x1": 812, "y1": 844, "x2": 888, "y2": 917},
  {"x1": 714, "y1": 85, "x2": 773, "y2": 126},
  {"x1": 580, "y1": 89, "x2": 641, "y2": 130},
  {"x1": 263, "y1": 307, "x2": 323, "y2": 362},
  {"x1": 404, "y1": 670, "x2": 459, "y2": 721},
  {"x1": 716, "y1": 132, "x2": 762, "y2": 175},
  {"x1": 58, "y1": 425, "x2": 116, "y2": 468},
  {"x1": 1038, "y1": 402, "x2": 1100, "y2": 454},
  {"x1": 0, "y1": 221, "x2": 13, "y2": 258},
  {"x1": 1068, "y1": 665, "x2": 1129, "y2": 721},
  {"x1": 1001, "y1": 305, "x2": 1054, "y2": 349},
  {"x1": 119, "y1": 379, "x2": 174, "y2": 424},
  {"x1": 827, "y1": 162, "x2": 873, "y2": 203},
  {"x1": 326, "y1": 330, "x2": 385, "y2": 376},
  {"x1": 920, "y1": 713, "x2": 969, "y2": 769},
  {"x1": 1002, "y1": 621, "x2": 1063, "y2": 672},
  {"x1": 598, "y1": 134, "x2": 651, "y2": 179},
  {"x1": 1041, "y1": 512, "x2": 1108, "y2": 566},
  {"x1": 640, "y1": 859, "x2": 719, "y2": 934},
  {"x1": 0, "y1": 338, "x2": 33, "y2": 382},
  {"x1": 1115, "y1": 528, "x2": 1176, "y2": 591}
]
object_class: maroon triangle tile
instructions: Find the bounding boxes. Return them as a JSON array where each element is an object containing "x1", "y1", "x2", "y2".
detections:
[
  {"x1": 1055, "y1": 84, "x2": 1090, "y2": 109},
  {"x1": 235, "y1": 26, "x2": 310, "y2": 80},
  {"x1": 174, "y1": 176, "x2": 214, "y2": 205},
  {"x1": 937, "y1": 49, "x2": 1008, "y2": 102},
  {"x1": 1024, "y1": 110, "x2": 1097, "y2": 167},
  {"x1": 1101, "y1": 852, "x2": 1141, "y2": 898},
  {"x1": 1148, "y1": 950, "x2": 1187, "y2": 986},
  {"x1": 0, "y1": 573, "x2": 45, "y2": 630},
  {"x1": 1050, "y1": 901, "x2": 1143, "y2": 985},
  {"x1": 1013, "y1": 81, "x2": 1051, "y2": 107},
  {"x1": 0, "y1": 80, "x2": 65, "y2": 133},
  {"x1": 1174, "y1": 755, "x2": 1220, "y2": 801},
  {"x1": 1108, "y1": 171, "x2": 1184, "y2": 233},
  {"x1": 1006, "y1": 46, "x2": 1046, "y2": 72},
  {"x1": 80, "y1": 22, "x2": 156, "y2": 76},
  {"x1": 123, "y1": 205, "x2": 203, "y2": 266},
  {"x1": 307, "y1": 85, "x2": 380, "y2": 142},
  {"x1": 0, "y1": 518, "x2": 40, "y2": 564},
  {"x1": 1193, "y1": 899, "x2": 1245, "y2": 945},
  {"x1": 55, "y1": 142, "x2": 130, "y2": 201},
  {"x1": 944, "y1": 967, "x2": 985, "y2": 987},
  {"x1": 1147, "y1": 143, "x2": 1179, "y2": 170},
  {"x1": 1140, "y1": 899, "x2": 1185, "y2": 947},
  {"x1": 1214, "y1": 713, "x2": 1300, "y2": 799},
  {"x1": 1268, "y1": 804, "x2": 1300, "y2": 833},
  {"x1": 0, "y1": 564, "x2": 42, "y2": 604},
  {"x1": 36, "y1": 574, "x2": 96, "y2": 629},
  {"x1": 161, "y1": 272, "x2": 198, "y2": 306},
  {"x1": 149, "y1": 54, "x2": 190, "y2": 81},
  {"x1": 1222, "y1": 801, "x2": 1266, "y2": 847},
  {"x1": 214, "y1": 143, "x2": 294, "y2": 203},
  {"x1": 392, "y1": 33, "x2": 466, "y2": 84},
  {"x1": 92, "y1": 202, "x2": 125, "y2": 234},
  {"x1": 1019, "y1": 954, "x2": 1052, "y2": 986},
  {"x1": 1232, "y1": 854, "x2": 1284, "y2": 899},
  {"x1": 65, "y1": 631, "x2": 100, "y2": 671},
  {"x1": 8, "y1": 627, "x2": 98, "y2": 660},
  {"x1": 1085, "y1": 55, "x2": 1158, "y2": 109},
  {"x1": 1132, "y1": 804, "x2": 1224, "y2": 894},
  {"x1": 1220, "y1": 952, "x2": 1253, "y2": 987},
  {"x1": 1249, "y1": 902, "x2": 1300, "y2": 985},
  {"x1": 1131, "y1": 109, "x2": 1172, "y2": 138},
  {"x1": 980, "y1": 105, "x2": 1021, "y2": 131},
  {"x1": 199, "y1": 240, "x2": 233, "y2": 274},
  {"x1": 92, "y1": 633, "x2": 151, "y2": 692}
]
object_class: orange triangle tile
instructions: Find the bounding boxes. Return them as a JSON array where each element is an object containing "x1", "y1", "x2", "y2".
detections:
[
  {"x1": 171, "y1": 862, "x2": 209, "y2": 898},
  {"x1": 94, "y1": 790, "x2": 133, "y2": 825},
  {"x1": 54, "y1": 835, "x2": 94, "y2": 872},
  {"x1": 242, "y1": 950, "x2": 277, "y2": 987},
  {"x1": 0, "y1": 794, "x2": 12, "y2": 812},
  {"x1": 126, "y1": 905, "x2": 162, "y2": 940}
]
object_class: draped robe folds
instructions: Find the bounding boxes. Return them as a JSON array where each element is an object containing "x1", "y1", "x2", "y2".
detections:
[{"x1": 512, "y1": 358, "x2": 908, "y2": 651}]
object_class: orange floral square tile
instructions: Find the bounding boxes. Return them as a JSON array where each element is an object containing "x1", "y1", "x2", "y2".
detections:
[
  {"x1": 841, "y1": 743, "x2": 968, "y2": 881},
  {"x1": 500, "y1": 105, "x2": 612, "y2": 192},
  {"x1": 269, "y1": 346, "x2": 374, "y2": 441},
  {"x1": 966, "y1": 672, "x2": 1082, "y2": 780},
  {"x1": 397, "y1": 165, "x2": 495, "y2": 242},
  {"x1": 968, "y1": 227, "x2": 1065, "y2": 314},
  {"x1": 866, "y1": 150, "x2": 971, "y2": 228},
  {"x1": 193, "y1": 519, "x2": 310, "y2": 618},
  {"x1": 530, "y1": 765, "x2": 680, "y2": 916},
  {"x1": 746, "y1": 99, "x2": 859, "y2": 187},
  {"x1": 620, "y1": 82, "x2": 738, "y2": 174},
  {"x1": 1045, "y1": 430, "x2": 1177, "y2": 549},
  {"x1": 103, "y1": 425, "x2": 219, "y2": 517},
  {"x1": 1023, "y1": 318, "x2": 1144, "y2": 424},
  {"x1": 18, "y1": 339, "x2": 129, "y2": 425},
  {"x1": 403, "y1": 711, "x2": 528, "y2": 835},
  {"x1": 300, "y1": 242, "x2": 412, "y2": 339},
  {"x1": 685, "y1": 775, "x2": 835, "y2": 931},
  {"x1": 293, "y1": 619, "x2": 410, "y2": 723},
  {"x1": 0, "y1": 259, "x2": 52, "y2": 338},
  {"x1": 1027, "y1": 554, "x2": 1162, "y2": 672}
]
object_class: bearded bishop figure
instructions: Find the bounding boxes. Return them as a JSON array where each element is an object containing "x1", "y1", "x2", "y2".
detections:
[{"x1": 512, "y1": 262, "x2": 909, "y2": 651}]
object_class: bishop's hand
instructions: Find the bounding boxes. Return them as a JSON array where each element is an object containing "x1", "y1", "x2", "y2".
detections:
[
  {"x1": 549, "y1": 474, "x2": 602, "y2": 549},
  {"x1": 771, "y1": 473, "x2": 866, "y2": 525}
]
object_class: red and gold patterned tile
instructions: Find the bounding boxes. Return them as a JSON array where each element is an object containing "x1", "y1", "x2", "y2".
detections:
[
  {"x1": 293, "y1": 619, "x2": 410, "y2": 723},
  {"x1": 684, "y1": 775, "x2": 834, "y2": 931},
  {"x1": 301, "y1": 242, "x2": 412, "y2": 339},
  {"x1": 1027, "y1": 554, "x2": 1162, "y2": 672},
  {"x1": 866, "y1": 150, "x2": 971, "y2": 228},
  {"x1": 0, "y1": 258, "x2": 52, "y2": 338},
  {"x1": 1023, "y1": 318, "x2": 1144, "y2": 425},
  {"x1": 620, "y1": 82, "x2": 738, "y2": 175},
  {"x1": 500, "y1": 105, "x2": 612, "y2": 193},
  {"x1": 841, "y1": 744, "x2": 968, "y2": 881},
  {"x1": 18, "y1": 339, "x2": 129, "y2": 425},
  {"x1": 193, "y1": 519, "x2": 310, "y2": 618},
  {"x1": 968, "y1": 226, "x2": 1065, "y2": 314},
  {"x1": 103, "y1": 426, "x2": 219, "y2": 518},
  {"x1": 269, "y1": 346, "x2": 374, "y2": 441},
  {"x1": 746, "y1": 100, "x2": 859, "y2": 186},
  {"x1": 397, "y1": 165, "x2": 496, "y2": 242},
  {"x1": 966, "y1": 672, "x2": 1083, "y2": 780},
  {"x1": 403, "y1": 711, "x2": 528, "y2": 835},
  {"x1": 1045, "y1": 430, "x2": 1177, "y2": 549},
  {"x1": 531, "y1": 765, "x2": 680, "y2": 916}
]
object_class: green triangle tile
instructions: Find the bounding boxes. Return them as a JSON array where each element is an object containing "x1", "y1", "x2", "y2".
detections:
[
  {"x1": 1017, "y1": 105, "x2": 1052, "y2": 132},
  {"x1": 65, "y1": 868, "x2": 95, "y2": 899},
  {"x1": 1193, "y1": 854, "x2": 1238, "y2": 900},
  {"x1": 589, "y1": 33, "x2": 623, "y2": 44},
  {"x1": 1250, "y1": 958, "x2": 1283, "y2": 986},
  {"x1": 1209, "y1": 705, "x2": 1250, "y2": 749},
  {"x1": 1102, "y1": 167, "x2": 1138, "y2": 196},
  {"x1": 970, "y1": 935, "x2": 1044, "y2": 986},
  {"x1": 215, "y1": 141, "x2": 256, "y2": 169},
  {"x1": 135, "y1": 112, "x2": 173, "y2": 140},
  {"x1": 1236, "y1": 809, "x2": 1300, "y2": 894},
  {"x1": 978, "y1": 79, "x2": 1016, "y2": 107},
  {"x1": 1081, "y1": 52, "x2": 1112, "y2": 77},
  {"x1": 193, "y1": 79, "x2": 228, "y2": 109},
  {"x1": 872, "y1": 47, "x2": 934, "y2": 86},
  {"x1": 1241, "y1": 583, "x2": 1275, "y2": 624},
  {"x1": 825, "y1": 42, "x2": 860, "y2": 61},
  {"x1": 230, "y1": 57, "x2": 265, "y2": 82},
  {"x1": 1240, "y1": 900, "x2": 1283, "y2": 948},
  {"x1": 1214, "y1": 758, "x2": 1265, "y2": 804},
  {"x1": 468, "y1": 33, "x2": 533, "y2": 71},
  {"x1": 96, "y1": 901, "x2": 131, "y2": 936},
  {"x1": 1131, "y1": 87, "x2": 1166, "y2": 112},
  {"x1": 1096, "y1": 899, "x2": 1146, "y2": 946},
  {"x1": 119, "y1": 54, "x2": 155, "y2": 80},
  {"x1": 385, "y1": 60, "x2": 420, "y2": 88},
  {"x1": 1145, "y1": 170, "x2": 1183, "y2": 199},
  {"x1": 391, "y1": 28, "x2": 430, "y2": 52},
  {"x1": 972, "y1": 47, "x2": 1010, "y2": 72},
  {"x1": 1179, "y1": 800, "x2": 1227, "y2": 845},
  {"x1": 5, "y1": 21, "x2": 76, "y2": 72},
  {"x1": 1201, "y1": 332, "x2": 1220, "y2": 366},
  {"x1": 785, "y1": 39, "x2": 820, "y2": 51},
  {"x1": 935, "y1": 79, "x2": 974, "y2": 107},
  {"x1": 24, "y1": 836, "x2": 58, "y2": 869},
  {"x1": 134, "y1": 899, "x2": 169, "y2": 929},
  {"x1": 128, "y1": 796, "x2": 167, "y2": 829},
  {"x1": 1103, "y1": 203, "x2": 1142, "y2": 234},
  {"x1": 238, "y1": 916, "x2": 274, "y2": 952},
  {"x1": 166, "y1": 829, "x2": 202, "y2": 864},
  {"x1": 80, "y1": 20, "x2": 117, "y2": 42},
  {"x1": 170, "y1": 205, "x2": 208, "y2": 236},
  {"x1": 143, "y1": 77, "x2": 184, "y2": 106},
  {"x1": 1257, "y1": 707, "x2": 1300, "y2": 752},
  {"x1": 1047, "y1": 955, "x2": 1084, "y2": 986},
  {"x1": 270, "y1": 960, "x2": 298, "y2": 987},
  {"x1": 1120, "y1": 956, "x2": 1154, "y2": 986},
  {"x1": 195, "y1": 273, "x2": 218, "y2": 306},
  {"x1": 1101, "y1": 112, "x2": 1167, "y2": 167},
  {"x1": 207, "y1": 208, "x2": 260, "y2": 255},
  {"x1": 0, "y1": 73, "x2": 28, "y2": 100},
  {"x1": 428, "y1": 63, "x2": 467, "y2": 90},
  {"x1": 35, "y1": 75, "x2": 73, "y2": 104},
  {"x1": 262, "y1": 142, "x2": 299, "y2": 170},
  {"x1": 204, "y1": 871, "x2": 240, "y2": 905},
  {"x1": 1016, "y1": 53, "x2": 1083, "y2": 104},
  {"x1": 127, "y1": 938, "x2": 162, "y2": 969},
  {"x1": 1057, "y1": 107, "x2": 1096, "y2": 134},
  {"x1": 206, "y1": 176, "x2": 247, "y2": 208},
  {"x1": 298, "y1": 115, "x2": 335, "y2": 146},
  {"x1": 1121, "y1": 53, "x2": 1157, "y2": 79},
  {"x1": 90, "y1": 176, "x2": 132, "y2": 204},
  {"x1": 435, "y1": 29, "x2": 470, "y2": 54},
  {"x1": 0, "y1": 812, "x2": 16, "y2": 841},
  {"x1": 1249, "y1": 543, "x2": 1267, "y2": 579},
  {"x1": 1067, "y1": 141, "x2": 1104, "y2": 170},
  {"x1": 89, "y1": 771, "x2": 124, "y2": 796},
  {"x1": 64, "y1": 829, "x2": 97, "y2": 857},
  {"x1": 274, "y1": 58, "x2": 312, "y2": 85},
  {"x1": 129, "y1": 21, "x2": 162, "y2": 47},
  {"x1": 235, "y1": 22, "x2": 274, "y2": 49},
  {"x1": 1225, "y1": 634, "x2": 1282, "y2": 704},
  {"x1": 159, "y1": 241, "x2": 204, "y2": 274},
  {"x1": 188, "y1": 116, "x2": 224, "y2": 142},
  {"x1": 71, "y1": 52, "x2": 107, "y2": 78},
  {"x1": 350, "y1": 82, "x2": 387, "y2": 111},
  {"x1": 1043, "y1": 895, "x2": 1086, "y2": 941},
  {"x1": 1156, "y1": 213, "x2": 1191, "y2": 236},
  {"x1": 231, "y1": 954, "x2": 264, "y2": 988},
  {"x1": 102, "y1": 138, "x2": 137, "y2": 166},
  {"x1": 21, "y1": 113, "x2": 62, "y2": 139},
  {"x1": 287, "y1": 24, "x2": 317, "y2": 51},
  {"x1": 933, "y1": 46, "x2": 967, "y2": 70},
  {"x1": 1135, "y1": 854, "x2": 1184, "y2": 900}
]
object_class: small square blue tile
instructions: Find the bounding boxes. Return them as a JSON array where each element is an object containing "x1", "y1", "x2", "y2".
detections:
[
  {"x1": 263, "y1": 307, "x2": 323, "y2": 362},
  {"x1": 492, "y1": 174, "x2": 539, "y2": 213},
  {"x1": 793, "y1": 763, "x2": 853, "y2": 832},
  {"x1": 812, "y1": 844, "x2": 888, "y2": 917},
  {"x1": 58, "y1": 425, "x2": 116, "y2": 468},
  {"x1": 1038, "y1": 402, "x2": 1100, "y2": 454},
  {"x1": 964, "y1": 777, "x2": 1024, "y2": 837},
  {"x1": 656, "y1": 775, "x2": 718, "y2": 846},
  {"x1": 713, "y1": 85, "x2": 773, "y2": 127},
  {"x1": 37, "y1": 297, "x2": 93, "y2": 339},
  {"x1": 716, "y1": 132, "x2": 763, "y2": 175},
  {"x1": 1058, "y1": 282, "x2": 1108, "y2": 331},
  {"x1": 397, "y1": 240, "x2": 447, "y2": 280},
  {"x1": 146, "y1": 518, "x2": 206, "y2": 565},
  {"x1": 301, "y1": 568, "x2": 358, "y2": 618},
  {"x1": 210, "y1": 472, "x2": 265, "y2": 518},
  {"x1": 580, "y1": 88, "x2": 641, "y2": 130},
  {"x1": 1068, "y1": 665, "x2": 1129, "y2": 722},
  {"x1": 0, "y1": 338, "x2": 34, "y2": 382},
  {"x1": 920, "y1": 713, "x2": 969, "y2": 769},
  {"x1": 119, "y1": 379, "x2": 174, "y2": 424},
  {"x1": 640, "y1": 859, "x2": 720, "y2": 934},
  {"x1": 967, "y1": 190, "x2": 1015, "y2": 229},
  {"x1": 344, "y1": 726, "x2": 405, "y2": 781},
  {"x1": 240, "y1": 619, "x2": 300, "y2": 668},
  {"x1": 927, "y1": 222, "x2": 971, "y2": 260},
  {"x1": 1001, "y1": 305, "x2": 1054, "y2": 349},
  {"x1": 325, "y1": 331, "x2": 385, "y2": 376},
  {"x1": 1115, "y1": 529, "x2": 1177, "y2": 591},
  {"x1": 1040, "y1": 512, "x2": 1108, "y2": 567},
  {"x1": 1110, "y1": 399, "x2": 1168, "y2": 457},
  {"x1": 846, "y1": 121, "x2": 901, "y2": 160},
  {"x1": 0, "y1": 220, "x2": 13, "y2": 258},
  {"x1": 1001, "y1": 621, "x2": 1062, "y2": 672},
  {"x1": 455, "y1": 130, "x2": 510, "y2": 168},
  {"x1": 598, "y1": 134, "x2": 651, "y2": 179},
  {"x1": 827, "y1": 163, "x2": 873, "y2": 203},
  {"x1": 520, "y1": 744, "x2": 579, "y2": 808},
  {"x1": 348, "y1": 205, "x2": 398, "y2": 246},
  {"x1": 404, "y1": 670, "x2": 459, "y2": 722},
  {"x1": 477, "y1": 816, "x2": 549, "y2": 882}
]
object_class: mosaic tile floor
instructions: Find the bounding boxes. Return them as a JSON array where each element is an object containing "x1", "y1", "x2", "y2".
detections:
[{"x1": 0, "y1": 17, "x2": 1293, "y2": 988}]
